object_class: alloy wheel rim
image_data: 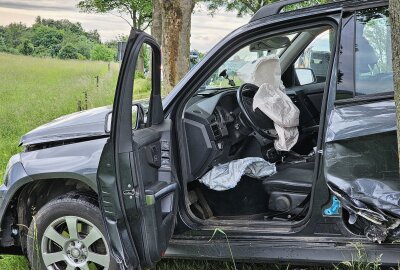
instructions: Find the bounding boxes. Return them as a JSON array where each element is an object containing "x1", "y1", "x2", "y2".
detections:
[{"x1": 41, "y1": 216, "x2": 110, "y2": 270}]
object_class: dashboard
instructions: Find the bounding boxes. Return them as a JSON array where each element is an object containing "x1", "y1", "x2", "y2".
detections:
[
  {"x1": 183, "y1": 83, "x2": 325, "y2": 180},
  {"x1": 184, "y1": 89, "x2": 252, "y2": 180}
]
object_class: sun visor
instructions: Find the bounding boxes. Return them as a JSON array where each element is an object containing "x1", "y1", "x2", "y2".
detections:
[{"x1": 249, "y1": 36, "x2": 291, "y2": 52}]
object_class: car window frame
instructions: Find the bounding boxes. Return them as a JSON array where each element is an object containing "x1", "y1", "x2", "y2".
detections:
[
  {"x1": 292, "y1": 29, "x2": 334, "y2": 86},
  {"x1": 172, "y1": 17, "x2": 340, "y2": 231},
  {"x1": 334, "y1": 3, "x2": 392, "y2": 106}
]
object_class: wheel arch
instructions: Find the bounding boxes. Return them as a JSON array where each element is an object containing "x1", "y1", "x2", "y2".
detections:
[{"x1": 0, "y1": 176, "x2": 99, "y2": 253}]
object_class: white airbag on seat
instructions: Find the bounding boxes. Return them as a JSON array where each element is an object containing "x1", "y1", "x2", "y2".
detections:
[{"x1": 199, "y1": 157, "x2": 276, "y2": 191}]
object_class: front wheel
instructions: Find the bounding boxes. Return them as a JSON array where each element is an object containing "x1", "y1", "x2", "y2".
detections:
[{"x1": 27, "y1": 193, "x2": 117, "y2": 270}]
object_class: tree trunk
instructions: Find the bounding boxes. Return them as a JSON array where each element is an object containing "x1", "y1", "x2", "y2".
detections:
[
  {"x1": 149, "y1": 0, "x2": 163, "y2": 80},
  {"x1": 151, "y1": 0, "x2": 163, "y2": 45},
  {"x1": 137, "y1": 48, "x2": 145, "y2": 74},
  {"x1": 389, "y1": 0, "x2": 400, "y2": 170},
  {"x1": 162, "y1": 0, "x2": 195, "y2": 94}
]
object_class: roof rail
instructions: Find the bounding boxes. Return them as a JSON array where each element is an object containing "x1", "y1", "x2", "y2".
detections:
[{"x1": 250, "y1": 0, "x2": 338, "y2": 22}]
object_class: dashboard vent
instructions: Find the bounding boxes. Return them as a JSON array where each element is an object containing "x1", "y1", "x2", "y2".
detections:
[{"x1": 211, "y1": 123, "x2": 222, "y2": 140}]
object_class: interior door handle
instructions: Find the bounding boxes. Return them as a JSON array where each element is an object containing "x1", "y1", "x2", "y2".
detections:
[{"x1": 145, "y1": 182, "x2": 178, "y2": 205}]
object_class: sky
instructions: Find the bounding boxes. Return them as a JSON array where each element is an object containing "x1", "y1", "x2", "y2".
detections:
[{"x1": 0, "y1": 0, "x2": 249, "y2": 52}]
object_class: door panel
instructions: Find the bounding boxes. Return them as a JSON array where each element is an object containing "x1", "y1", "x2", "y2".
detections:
[
  {"x1": 97, "y1": 29, "x2": 178, "y2": 269},
  {"x1": 126, "y1": 120, "x2": 177, "y2": 266}
]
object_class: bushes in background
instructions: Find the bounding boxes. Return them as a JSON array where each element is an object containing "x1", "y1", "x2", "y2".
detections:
[
  {"x1": 0, "y1": 17, "x2": 116, "y2": 61},
  {"x1": 91, "y1": 44, "x2": 115, "y2": 61}
]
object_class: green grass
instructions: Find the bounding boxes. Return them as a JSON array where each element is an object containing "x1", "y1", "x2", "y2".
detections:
[
  {"x1": 0, "y1": 52, "x2": 151, "y2": 181},
  {"x1": 0, "y1": 256, "x2": 29, "y2": 270},
  {"x1": 0, "y1": 53, "x2": 119, "y2": 180}
]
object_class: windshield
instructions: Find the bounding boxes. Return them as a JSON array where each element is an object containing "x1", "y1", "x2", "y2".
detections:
[{"x1": 202, "y1": 33, "x2": 298, "y2": 90}]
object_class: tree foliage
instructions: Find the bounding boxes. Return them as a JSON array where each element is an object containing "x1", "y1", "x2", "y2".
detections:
[
  {"x1": 58, "y1": 44, "x2": 79, "y2": 59},
  {"x1": 0, "y1": 17, "x2": 115, "y2": 62},
  {"x1": 18, "y1": 40, "x2": 34, "y2": 55},
  {"x1": 77, "y1": 0, "x2": 152, "y2": 30},
  {"x1": 204, "y1": 0, "x2": 331, "y2": 17},
  {"x1": 91, "y1": 44, "x2": 116, "y2": 61}
]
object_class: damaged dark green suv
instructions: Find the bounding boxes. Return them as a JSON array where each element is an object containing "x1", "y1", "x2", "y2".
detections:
[{"x1": 2, "y1": 0, "x2": 400, "y2": 269}]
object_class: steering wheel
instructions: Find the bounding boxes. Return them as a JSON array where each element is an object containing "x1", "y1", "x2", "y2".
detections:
[{"x1": 236, "y1": 83, "x2": 277, "y2": 140}]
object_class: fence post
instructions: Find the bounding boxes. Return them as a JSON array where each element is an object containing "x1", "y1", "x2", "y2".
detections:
[
  {"x1": 77, "y1": 100, "x2": 82, "y2": 111},
  {"x1": 84, "y1": 91, "x2": 88, "y2": 110}
]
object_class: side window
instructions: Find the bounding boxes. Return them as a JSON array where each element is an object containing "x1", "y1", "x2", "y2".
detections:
[
  {"x1": 337, "y1": 7, "x2": 393, "y2": 101},
  {"x1": 132, "y1": 44, "x2": 152, "y2": 129},
  {"x1": 355, "y1": 7, "x2": 393, "y2": 96},
  {"x1": 294, "y1": 30, "x2": 333, "y2": 85}
]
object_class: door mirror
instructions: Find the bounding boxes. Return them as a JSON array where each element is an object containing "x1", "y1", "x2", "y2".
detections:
[
  {"x1": 131, "y1": 103, "x2": 146, "y2": 129},
  {"x1": 105, "y1": 103, "x2": 146, "y2": 133},
  {"x1": 295, "y1": 68, "x2": 317, "y2": 85},
  {"x1": 105, "y1": 111, "x2": 112, "y2": 133}
]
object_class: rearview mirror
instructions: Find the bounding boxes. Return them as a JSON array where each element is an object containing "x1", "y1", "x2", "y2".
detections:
[
  {"x1": 105, "y1": 103, "x2": 146, "y2": 133},
  {"x1": 295, "y1": 68, "x2": 317, "y2": 85}
]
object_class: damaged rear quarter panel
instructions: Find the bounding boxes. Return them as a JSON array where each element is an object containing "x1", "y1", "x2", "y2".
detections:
[{"x1": 324, "y1": 99, "x2": 400, "y2": 234}]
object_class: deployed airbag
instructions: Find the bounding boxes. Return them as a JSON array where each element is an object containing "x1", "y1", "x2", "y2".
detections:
[
  {"x1": 199, "y1": 157, "x2": 276, "y2": 191},
  {"x1": 237, "y1": 55, "x2": 300, "y2": 151}
]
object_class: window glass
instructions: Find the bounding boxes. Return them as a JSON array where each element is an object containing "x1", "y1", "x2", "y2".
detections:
[
  {"x1": 133, "y1": 44, "x2": 152, "y2": 101},
  {"x1": 202, "y1": 34, "x2": 297, "y2": 90},
  {"x1": 336, "y1": 15, "x2": 355, "y2": 100},
  {"x1": 132, "y1": 43, "x2": 152, "y2": 129},
  {"x1": 355, "y1": 7, "x2": 393, "y2": 96},
  {"x1": 294, "y1": 30, "x2": 333, "y2": 85}
]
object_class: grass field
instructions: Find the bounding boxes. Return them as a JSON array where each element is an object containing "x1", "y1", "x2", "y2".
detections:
[
  {"x1": 0, "y1": 53, "x2": 120, "y2": 180},
  {"x1": 0, "y1": 53, "x2": 394, "y2": 269}
]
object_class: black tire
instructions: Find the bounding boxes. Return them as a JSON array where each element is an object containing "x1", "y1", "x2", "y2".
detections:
[{"x1": 27, "y1": 192, "x2": 118, "y2": 270}]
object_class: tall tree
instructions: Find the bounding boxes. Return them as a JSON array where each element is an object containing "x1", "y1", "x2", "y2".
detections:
[
  {"x1": 151, "y1": 0, "x2": 163, "y2": 45},
  {"x1": 161, "y1": 0, "x2": 197, "y2": 93},
  {"x1": 389, "y1": 0, "x2": 400, "y2": 168}
]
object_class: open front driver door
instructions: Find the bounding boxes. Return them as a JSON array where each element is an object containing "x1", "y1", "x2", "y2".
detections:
[{"x1": 97, "y1": 29, "x2": 179, "y2": 269}]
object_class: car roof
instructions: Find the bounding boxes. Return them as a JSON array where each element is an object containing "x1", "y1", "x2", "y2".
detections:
[{"x1": 250, "y1": 0, "x2": 388, "y2": 23}]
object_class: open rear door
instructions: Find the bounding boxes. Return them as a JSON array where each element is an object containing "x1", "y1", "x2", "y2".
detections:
[{"x1": 97, "y1": 29, "x2": 179, "y2": 269}]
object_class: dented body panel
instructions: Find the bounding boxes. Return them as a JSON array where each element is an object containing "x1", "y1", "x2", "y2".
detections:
[
  {"x1": 324, "y1": 100, "x2": 400, "y2": 242},
  {"x1": 20, "y1": 106, "x2": 112, "y2": 147},
  {"x1": 325, "y1": 100, "x2": 397, "y2": 142}
]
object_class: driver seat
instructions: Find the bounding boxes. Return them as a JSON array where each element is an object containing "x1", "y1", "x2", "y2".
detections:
[
  {"x1": 242, "y1": 56, "x2": 313, "y2": 214},
  {"x1": 263, "y1": 162, "x2": 314, "y2": 213}
]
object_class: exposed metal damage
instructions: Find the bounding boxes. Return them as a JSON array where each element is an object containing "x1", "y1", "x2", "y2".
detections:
[{"x1": 325, "y1": 100, "x2": 400, "y2": 243}]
